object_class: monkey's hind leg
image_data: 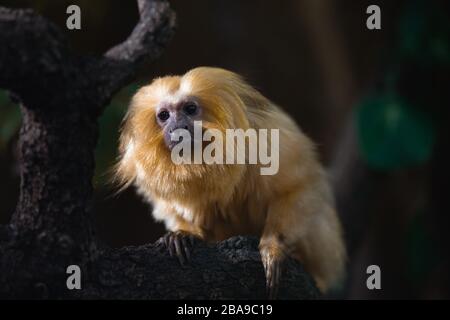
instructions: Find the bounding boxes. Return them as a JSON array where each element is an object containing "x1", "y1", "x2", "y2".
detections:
[
  {"x1": 292, "y1": 205, "x2": 346, "y2": 293},
  {"x1": 259, "y1": 238, "x2": 286, "y2": 299},
  {"x1": 259, "y1": 188, "x2": 313, "y2": 299}
]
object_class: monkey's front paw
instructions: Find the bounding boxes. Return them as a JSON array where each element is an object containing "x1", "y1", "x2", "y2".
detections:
[
  {"x1": 163, "y1": 231, "x2": 196, "y2": 266},
  {"x1": 260, "y1": 247, "x2": 285, "y2": 300}
]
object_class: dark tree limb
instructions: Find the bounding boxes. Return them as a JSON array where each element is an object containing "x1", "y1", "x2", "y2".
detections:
[
  {"x1": 83, "y1": 237, "x2": 319, "y2": 300},
  {"x1": 0, "y1": 1, "x2": 318, "y2": 299},
  {"x1": 95, "y1": 0, "x2": 176, "y2": 108},
  {"x1": 105, "y1": 0, "x2": 175, "y2": 64}
]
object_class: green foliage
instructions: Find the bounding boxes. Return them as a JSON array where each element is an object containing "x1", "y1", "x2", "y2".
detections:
[
  {"x1": 0, "y1": 90, "x2": 20, "y2": 150},
  {"x1": 356, "y1": 93, "x2": 435, "y2": 170},
  {"x1": 94, "y1": 83, "x2": 141, "y2": 187},
  {"x1": 398, "y1": 0, "x2": 450, "y2": 65},
  {"x1": 356, "y1": 0, "x2": 448, "y2": 171}
]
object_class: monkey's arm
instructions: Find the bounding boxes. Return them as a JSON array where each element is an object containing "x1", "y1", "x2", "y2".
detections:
[{"x1": 162, "y1": 212, "x2": 204, "y2": 265}]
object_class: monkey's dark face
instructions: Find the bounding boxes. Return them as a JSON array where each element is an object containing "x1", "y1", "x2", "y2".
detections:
[{"x1": 156, "y1": 99, "x2": 203, "y2": 150}]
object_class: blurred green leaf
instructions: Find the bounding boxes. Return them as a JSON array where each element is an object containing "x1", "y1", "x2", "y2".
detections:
[
  {"x1": 93, "y1": 83, "x2": 140, "y2": 187},
  {"x1": 399, "y1": 0, "x2": 450, "y2": 65},
  {"x1": 356, "y1": 93, "x2": 435, "y2": 170},
  {"x1": 0, "y1": 90, "x2": 21, "y2": 150}
]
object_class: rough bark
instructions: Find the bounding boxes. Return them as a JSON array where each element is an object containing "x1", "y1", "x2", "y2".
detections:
[
  {"x1": 82, "y1": 237, "x2": 319, "y2": 300},
  {"x1": 0, "y1": 1, "x2": 319, "y2": 299}
]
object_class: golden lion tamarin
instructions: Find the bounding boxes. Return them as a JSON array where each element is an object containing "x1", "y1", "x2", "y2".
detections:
[{"x1": 115, "y1": 67, "x2": 346, "y2": 297}]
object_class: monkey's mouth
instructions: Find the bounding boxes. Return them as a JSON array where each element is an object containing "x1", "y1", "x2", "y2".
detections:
[
  {"x1": 167, "y1": 138, "x2": 208, "y2": 160},
  {"x1": 168, "y1": 141, "x2": 181, "y2": 151},
  {"x1": 167, "y1": 137, "x2": 195, "y2": 154}
]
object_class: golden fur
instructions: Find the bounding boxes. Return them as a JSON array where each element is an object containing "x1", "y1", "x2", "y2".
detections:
[{"x1": 115, "y1": 67, "x2": 346, "y2": 292}]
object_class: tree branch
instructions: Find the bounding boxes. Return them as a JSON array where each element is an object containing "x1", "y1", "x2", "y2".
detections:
[
  {"x1": 105, "y1": 0, "x2": 175, "y2": 62},
  {"x1": 95, "y1": 0, "x2": 176, "y2": 106},
  {"x1": 0, "y1": 235, "x2": 318, "y2": 299},
  {"x1": 82, "y1": 236, "x2": 319, "y2": 300}
]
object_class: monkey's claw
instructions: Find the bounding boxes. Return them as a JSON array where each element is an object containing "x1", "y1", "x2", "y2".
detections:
[
  {"x1": 163, "y1": 231, "x2": 196, "y2": 266},
  {"x1": 261, "y1": 248, "x2": 284, "y2": 300}
]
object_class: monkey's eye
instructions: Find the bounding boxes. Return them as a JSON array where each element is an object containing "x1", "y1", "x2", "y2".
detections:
[
  {"x1": 183, "y1": 103, "x2": 198, "y2": 116},
  {"x1": 157, "y1": 110, "x2": 170, "y2": 122}
]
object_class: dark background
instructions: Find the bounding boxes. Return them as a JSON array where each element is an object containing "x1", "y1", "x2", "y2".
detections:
[{"x1": 1, "y1": 0, "x2": 449, "y2": 299}]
